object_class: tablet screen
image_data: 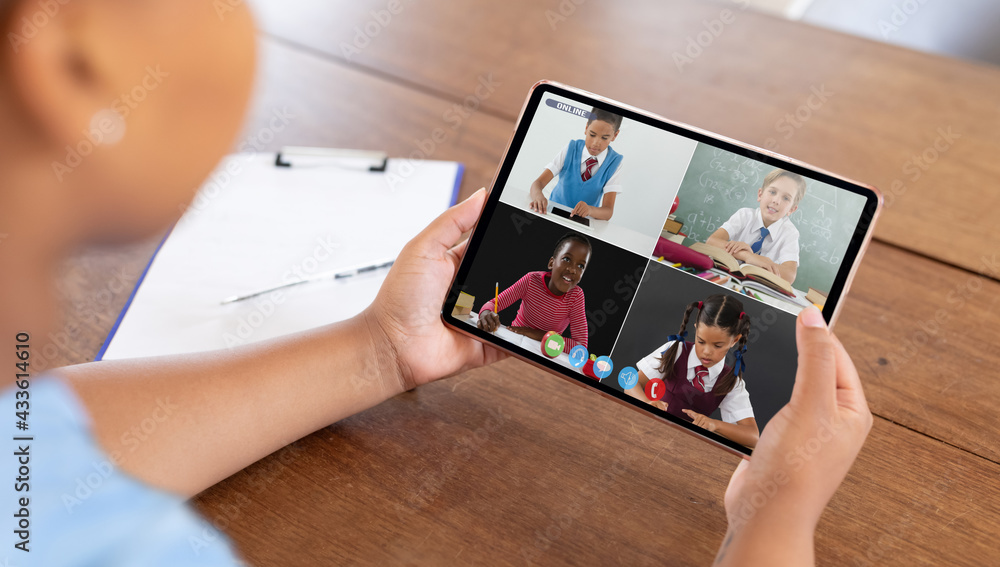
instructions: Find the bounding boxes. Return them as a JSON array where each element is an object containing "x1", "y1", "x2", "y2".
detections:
[{"x1": 444, "y1": 83, "x2": 880, "y2": 455}]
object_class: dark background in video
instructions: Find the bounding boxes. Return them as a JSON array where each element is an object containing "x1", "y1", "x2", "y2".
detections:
[
  {"x1": 609, "y1": 261, "x2": 797, "y2": 431},
  {"x1": 455, "y1": 202, "x2": 648, "y2": 358}
]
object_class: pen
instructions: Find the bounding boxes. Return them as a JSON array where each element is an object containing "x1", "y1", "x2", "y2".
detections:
[
  {"x1": 221, "y1": 258, "x2": 395, "y2": 305},
  {"x1": 494, "y1": 282, "x2": 498, "y2": 312}
]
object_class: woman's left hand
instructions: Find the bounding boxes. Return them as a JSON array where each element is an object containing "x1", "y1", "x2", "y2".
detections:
[{"x1": 364, "y1": 189, "x2": 508, "y2": 391}]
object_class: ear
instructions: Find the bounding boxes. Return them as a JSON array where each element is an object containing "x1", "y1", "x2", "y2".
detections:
[
  {"x1": 547, "y1": 256, "x2": 554, "y2": 270},
  {"x1": 4, "y1": 2, "x2": 115, "y2": 147},
  {"x1": 609, "y1": 129, "x2": 619, "y2": 142},
  {"x1": 788, "y1": 204, "x2": 798, "y2": 216},
  {"x1": 756, "y1": 187, "x2": 764, "y2": 202},
  {"x1": 731, "y1": 334, "x2": 743, "y2": 348}
]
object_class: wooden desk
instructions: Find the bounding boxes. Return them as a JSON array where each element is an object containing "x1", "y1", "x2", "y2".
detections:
[{"x1": 51, "y1": 1, "x2": 1000, "y2": 564}]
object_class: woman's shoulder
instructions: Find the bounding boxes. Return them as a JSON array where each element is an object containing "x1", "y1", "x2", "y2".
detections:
[{"x1": 2, "y1": 378, "x2": 242, "y2": 566}]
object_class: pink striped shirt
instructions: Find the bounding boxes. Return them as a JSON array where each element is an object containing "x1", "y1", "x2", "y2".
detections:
[{"x1": 479, "y1": 271, "x2": 588, "y2": 353}]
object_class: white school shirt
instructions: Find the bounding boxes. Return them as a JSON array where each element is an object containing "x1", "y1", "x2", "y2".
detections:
[
  {"x1": 720, "y1": 207, "x2": 800, "y2": 265},
  {"x1": 545, "y1": 142, "x2": 625, "y2": 194},
  {"x1": 636, "y1": 340, "x2": 755, "y2": 423}
]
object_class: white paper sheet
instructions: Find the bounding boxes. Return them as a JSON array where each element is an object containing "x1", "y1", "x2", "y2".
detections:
[{"x1": 99, "y1": 153, "x2": 461, "y2": 360}]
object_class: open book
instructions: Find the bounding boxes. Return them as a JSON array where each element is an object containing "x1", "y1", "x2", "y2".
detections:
[{"x1": 688, "y1": 242, "x2": 795, "y2": 296}]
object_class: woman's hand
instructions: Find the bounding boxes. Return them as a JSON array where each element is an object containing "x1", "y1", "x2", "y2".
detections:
[
  {"x1": 364, "y1": 189, "x2": 508, "y2": 392},
  {"x1": 715, "y1": 306, "x2": 872, "y2": 566}
]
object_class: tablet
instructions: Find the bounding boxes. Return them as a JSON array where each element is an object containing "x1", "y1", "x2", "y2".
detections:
[{"x1": 442, "y1": 81, "x2": 882, "y2": 457}]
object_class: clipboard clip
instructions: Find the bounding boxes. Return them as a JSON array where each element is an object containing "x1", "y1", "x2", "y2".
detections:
[{"x1": 275, "y1": 146, "x2": 388, "y2": 172}]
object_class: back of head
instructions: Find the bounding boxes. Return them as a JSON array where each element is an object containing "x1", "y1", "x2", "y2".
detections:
[{"x1": 0, "y1": 0, "x2": 257, "y2": 245}]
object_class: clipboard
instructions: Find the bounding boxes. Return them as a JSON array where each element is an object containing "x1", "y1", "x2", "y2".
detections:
[{"x1": 97, "y1": 149, "x2": 464, "y2": 361}]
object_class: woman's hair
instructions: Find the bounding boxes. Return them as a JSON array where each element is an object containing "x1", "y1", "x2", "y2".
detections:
[{"x1": 655, "y1": 294, "x2": 750, "y2": 397}]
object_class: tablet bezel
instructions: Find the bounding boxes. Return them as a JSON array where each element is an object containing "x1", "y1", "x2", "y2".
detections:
[{"x1": 441, "y1": 81, "x2": 883, "y2": 458}]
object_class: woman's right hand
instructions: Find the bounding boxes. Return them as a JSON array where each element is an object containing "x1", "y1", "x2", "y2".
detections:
[
  {"x1": 477, "y1": 311, "x2": 501, "y2": 332},
  {"x1": 715, "y1": 306, "x2": 872, "y2": 565}
]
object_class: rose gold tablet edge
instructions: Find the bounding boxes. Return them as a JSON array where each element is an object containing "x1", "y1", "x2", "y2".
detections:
[{"x1": 441, "y1": 79, "x2": 884, "y2": 459}]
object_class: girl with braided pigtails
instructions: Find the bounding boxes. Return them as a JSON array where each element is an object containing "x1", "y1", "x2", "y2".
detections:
[{"x1": 624, "y1": 294, "x2": 760, "y2": 448}]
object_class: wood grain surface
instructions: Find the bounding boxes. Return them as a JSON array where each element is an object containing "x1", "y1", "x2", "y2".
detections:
[
  {"x1": 48, "y1": 2, "x2": 1000, "y2": 565},
  {"x1": 249, "y1": 0, "x2": 1000, "y2": 277}
]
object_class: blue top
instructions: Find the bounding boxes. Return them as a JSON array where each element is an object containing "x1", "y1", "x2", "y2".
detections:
[
  {"x1": 5, "y1": 378, "x2": 241, "y2": 566},
  {"x1": 549, "y1": 139, "x2": 623, "y2": 209}
]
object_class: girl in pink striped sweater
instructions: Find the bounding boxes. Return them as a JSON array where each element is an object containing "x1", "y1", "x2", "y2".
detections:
[{"x1": 477, "y1": 233, "x2": 591, "y2": 353}]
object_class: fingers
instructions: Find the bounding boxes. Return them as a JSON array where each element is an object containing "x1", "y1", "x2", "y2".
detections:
[
  {"x1": 530, "y1": 196, "x2": 547, "y2": 214},
  {"x1": 830, "y1": 333, "x2": 871, "y2": 420},
  {"x1": 791, "y1": 306, "x2": 836, "y2": 412},
  {"x1": 446, "y1": 238, "x2": 470, "y2": 271},
  {"x1": 417, "y1": 188, "x2": 487, "y2": 256},
  {"x1": 478, "y1": 312, "x2": 499, "y2": 332}
]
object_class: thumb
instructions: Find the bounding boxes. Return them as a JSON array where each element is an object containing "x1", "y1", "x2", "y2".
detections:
[
  {"x1": 791, "y1": 306, "x2": 836, "y2": 412},
  {"x1": 413, "y1": 188, "x2": 487, "y2": 256}
]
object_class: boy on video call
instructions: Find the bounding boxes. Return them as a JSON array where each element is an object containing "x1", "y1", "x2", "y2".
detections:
[
  {"x1": 707, "y1": 169, "x2": 806, "y2": 284},
  {"x1": 528, "y1": 106, "x2": 624, "y2": 220}
]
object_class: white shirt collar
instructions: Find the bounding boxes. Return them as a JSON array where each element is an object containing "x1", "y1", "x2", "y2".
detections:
[
  {"x1": 579, "y1": 145, "x2": 606, "y2": 167},
  {"x1": 686, "y1": 343, "x2": 724, "y2": 390},
  {"x1": 751, "y1": 207, "x2": 790, "y2": 239}
]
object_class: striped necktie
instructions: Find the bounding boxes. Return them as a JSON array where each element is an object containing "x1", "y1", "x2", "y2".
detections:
[
  {"x1": 581, "y1": 157, "x2": 598, "y2": 182},
  {"x1": 693, "y1": 365, "x2": 709, "y2": 393}
]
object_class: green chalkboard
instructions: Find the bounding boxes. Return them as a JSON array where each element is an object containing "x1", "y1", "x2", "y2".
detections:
[{"x1": 672, "y1": 144, "x2": 867, "y2": 294}]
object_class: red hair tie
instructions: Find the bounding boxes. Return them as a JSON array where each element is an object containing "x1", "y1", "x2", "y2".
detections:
[
  {"x1": 697, "y1": 301, "x2": 703, "y2": 309},
  {"x1": 739, "y1": 311, "x2": 745, "y2": 319}
]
